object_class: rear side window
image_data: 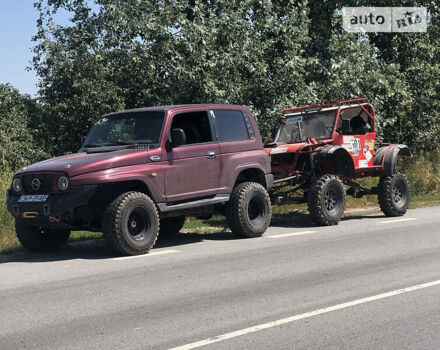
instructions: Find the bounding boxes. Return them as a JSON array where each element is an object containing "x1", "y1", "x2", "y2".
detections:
[{"x1": 213, "y1": 110, "x2": 252, "y2": 142}]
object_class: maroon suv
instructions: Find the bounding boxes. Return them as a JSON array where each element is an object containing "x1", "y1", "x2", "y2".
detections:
[{"x1": 7, "y1": 105, "x2": 273, "y2": 255}]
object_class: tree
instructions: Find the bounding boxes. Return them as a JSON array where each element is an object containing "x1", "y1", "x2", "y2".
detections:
[
  {"x1": 0, "y1": 84, "x2": 47, "y2": 171},
  {"x1": 305, "y1": 0, "x2": 440, "y2": 151},
  {"x1": 32, "y1": 0, "x2": 440, "y2": 153},
  {"x1": 33, "y1": 0, "x2": 311, "y2": 152}
]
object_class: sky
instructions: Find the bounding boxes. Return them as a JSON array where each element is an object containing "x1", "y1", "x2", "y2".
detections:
[{"x1": 0, "y1": 1, "x2": 70, "y2": 97}]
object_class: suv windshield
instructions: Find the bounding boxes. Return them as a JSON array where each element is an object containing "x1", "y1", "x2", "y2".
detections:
[
  {"x1": 84, "y1": 111, "x2": 165, "y2": 148},
  {"x1": 276, "y1": 110, "x2": 337, "y2": 143}
]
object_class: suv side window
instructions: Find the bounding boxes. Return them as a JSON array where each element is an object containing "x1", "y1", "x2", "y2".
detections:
[
  {"x1": 171, "y1": 111, "x2": 213, "y2": 145},
  {"x1": 213, "y1": 110, "x2": 252, "y2": 142}
]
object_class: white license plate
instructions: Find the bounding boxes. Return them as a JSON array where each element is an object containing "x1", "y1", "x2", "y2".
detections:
[{"x1": 18, "y1": 195, "x2": 49, "y2": 203}]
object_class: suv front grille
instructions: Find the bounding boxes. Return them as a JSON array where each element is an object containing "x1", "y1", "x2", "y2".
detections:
[{"x1": 21, "y1": 173, "x2": 56, "y2": 194}]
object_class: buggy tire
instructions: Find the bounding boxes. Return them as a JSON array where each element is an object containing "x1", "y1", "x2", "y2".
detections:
[
  {"x1": 226, "y1": 182, "x2": 271, "y2": 238},
  {"x1": 308, "y1": 175, "x2": 346, "y2": 226},
  {"x1": 159, "y1": 217, "x2": 186, "y2": 236},
  {"x1": 15, "y1": 221, "x2": 70, "y2": 252},
  {"x1": 102, "y1": 191, "x2": 159, "y2": 256},
  {"x1": 378, "y1": 173, "x2": 410, "y2": 217}
]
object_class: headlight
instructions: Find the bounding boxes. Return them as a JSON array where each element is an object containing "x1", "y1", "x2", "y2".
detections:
[
  {"x1": 12, "y1": 178, "x2": 22, "y2": 193},
  {"x1": 57, "y1": 176, "x2": 69, "y2": 191}
]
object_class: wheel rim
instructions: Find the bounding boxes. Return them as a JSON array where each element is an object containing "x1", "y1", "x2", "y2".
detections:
[
  {"x1": 127, "y1": 208, "x2": 150, "y2": 241},
  {"x1": 324, "y1": 189, "x2": 338, "y2": 212},
  {"x1": 392, "y1": 183, "x2": 404, "y2": 204},
  {"x1": 248, "y1": 196, "x2": 266, "y2": 222}
]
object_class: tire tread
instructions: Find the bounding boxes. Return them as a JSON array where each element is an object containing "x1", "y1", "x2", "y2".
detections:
[
  {"x1": 378, "y1": 172, "x2": 410, "y2": 217},
  {"x1": 102, "y1": 191, "x2": 159, "y2": 255},
  {"x1": 226, "y1": 182, "x2": 271, "y2": 238},
  {"x1": 307, "y1": 174, "x2": 346, "y2": 226}
]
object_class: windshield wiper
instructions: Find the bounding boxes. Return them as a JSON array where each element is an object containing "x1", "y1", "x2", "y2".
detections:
[{"x1": 104, "y1": 141, "x2": 134, "y2": 146}]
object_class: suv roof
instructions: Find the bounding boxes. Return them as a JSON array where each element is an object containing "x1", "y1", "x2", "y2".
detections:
[{"x1": 105, "y1": 104, "x2": 248, "y2": 117}]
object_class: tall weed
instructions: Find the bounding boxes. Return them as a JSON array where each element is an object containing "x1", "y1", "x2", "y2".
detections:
[{"x1": 0, "y1": 170, "x2": 18, "y2": 253}]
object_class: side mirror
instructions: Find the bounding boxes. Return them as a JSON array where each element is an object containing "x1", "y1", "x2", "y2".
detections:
[
  {"x1": 168, "y1": 128, "x2": 186, "y2": 150},
  {"x1": 342, "y1": 119, "x2": 350, "y2": 134}
]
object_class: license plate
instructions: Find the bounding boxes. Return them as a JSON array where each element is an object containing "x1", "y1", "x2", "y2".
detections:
[{"x1": 18, "y1": 195, "x2": 49, "y2": 203}]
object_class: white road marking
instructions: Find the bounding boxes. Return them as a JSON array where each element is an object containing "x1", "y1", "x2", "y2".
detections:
[
  {"x1": 378, "y1": 218, "x2": 418, "y2": 224},
  {"x1": 267, "y1": 230, "x2": 317, "y2": 238},
  {"x1": 169, "y1": 279, "x2": 440, "y2": 350},
  {"x1": 113, "y1": 249, "x2": 179, "y2": 260}
]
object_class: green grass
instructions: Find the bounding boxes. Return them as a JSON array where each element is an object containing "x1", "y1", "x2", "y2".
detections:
[
  {"x1": 1, "y1": 152, "x2": 440, "y2": 253},
  {"x1": 0, "y1": 170, "x2": 17, "y2": 253}
]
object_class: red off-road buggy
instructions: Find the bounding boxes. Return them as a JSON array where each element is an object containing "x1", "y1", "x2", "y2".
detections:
[{"x1": 265, "y1": 97, "x2": 411, "y2": 225}]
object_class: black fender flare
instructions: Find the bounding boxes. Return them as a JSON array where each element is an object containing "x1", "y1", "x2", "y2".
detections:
[
  {"x1": 315, "y1": 146, "x2": 355, "y2": 178},
  {"x1": 373, "y1": 144, "x2": 412, "y2": 176}
]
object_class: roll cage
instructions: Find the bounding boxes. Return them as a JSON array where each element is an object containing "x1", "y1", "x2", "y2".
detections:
[{"x1": 274, "y1": 97, "x2": 376, "y2": 144}]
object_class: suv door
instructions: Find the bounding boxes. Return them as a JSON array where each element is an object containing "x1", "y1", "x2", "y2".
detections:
[
  {"x1": 164, "y1": 110, "x2": 221, "y2": 202},
  {"x1": 211, "y1": 109, "x2": 257, "y2": 188}
]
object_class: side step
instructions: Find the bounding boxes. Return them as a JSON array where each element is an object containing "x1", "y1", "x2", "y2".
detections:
[{"x1": 157, "y1": 194, "x2": 230, "y2": 213}]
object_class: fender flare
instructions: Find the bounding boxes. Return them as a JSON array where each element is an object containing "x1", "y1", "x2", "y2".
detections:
[
  {"x1": 373, "y1": 144, "x2": 412, "y2": 176},
  {"x1": 316, "y1": 146, "x2": 355, "y2": 178},
  {"x1": 227, "y1": 163, "x2": 269, "y2": 189}
]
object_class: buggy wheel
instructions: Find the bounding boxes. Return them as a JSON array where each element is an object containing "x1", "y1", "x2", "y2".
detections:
[
  {"x1": 102, "y1": 191, "x2": 159, "y2": 255},
  {"x1": 159, "y1": 217, "x2": 186, "y2": 236},
  {"x1": 226, "y1": 182, "x2": 271, "y2": 238},
  {"x1": 308, "y1": 175, "x2": 346, "y2": 226},
  {"x1": 15, "y1": 221, "x2": 70, "y2": 252},
  {"x1": 378, "y1": 173, "x2": 410, "y2": 217}
]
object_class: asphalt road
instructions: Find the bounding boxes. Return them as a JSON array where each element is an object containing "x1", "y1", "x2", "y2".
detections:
[{"x1": 1, "y1": 206, "x2": 439, "y2": 349}]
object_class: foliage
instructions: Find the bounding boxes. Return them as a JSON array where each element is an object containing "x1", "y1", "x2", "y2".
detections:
[
  {"x1": 404, "y1": 152, "x2": 440, "y2": 195},
  {"x1": 0, "y1": 84, "x2": 48, "y2": 172},
  {"x1": 28, "y1": 0, "x2": 439, "y2": 154},
  {"x1": 32, "y1": 0, "x2": 317, "y2": 153},
  {"x1": 331, "y1": 0, "x2": 440, "y2": 151},
  {"x1": 0, "y1": 169, "x2": 18, "y2": 253},
  {"x1": 0, "y1": 0, "x2": 439, "y2": 164}
]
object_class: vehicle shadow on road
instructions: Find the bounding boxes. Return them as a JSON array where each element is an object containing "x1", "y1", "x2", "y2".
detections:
[
  {"x1": 0, "y1": 231, "x2": 237, "y2": 264},
  {"x1": 342, "y1": 214, "x2": 384, "y2": 221},
  {"x1": 270, "y1": 211, "x2": 315, "y2": 228},
  {"x1": 0, "y1": 239, "x2": 113, "y2": 264},
  {"x1": 155, "y1": 231, "x2": 235, "y2": 248},
  {"x1": 1, "y1": 213, "x2": 387, "y2": 264}
]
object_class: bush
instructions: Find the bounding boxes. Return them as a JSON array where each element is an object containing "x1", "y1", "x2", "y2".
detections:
[
  {"x1": 404, "y1": 152, "x2": 440, "y2": 196},
  {"x1": 0, "y1": 169, "x2": 18, "y2": 253},
  {"x1": 0, "y1": 84, "x2": 48, "y2": 172}
]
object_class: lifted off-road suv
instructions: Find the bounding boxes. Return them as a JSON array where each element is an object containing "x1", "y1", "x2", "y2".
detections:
[
  {"x1": 265, "y1": 97, "x2": 411, "y2": 226},
  {"x1": 7, "y1": 105, "x2": 273, "y2": 255}
]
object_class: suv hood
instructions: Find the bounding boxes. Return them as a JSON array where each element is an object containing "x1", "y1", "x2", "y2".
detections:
[{"x1": 17, "y1": 149, "x2": 150, "y2": 177}]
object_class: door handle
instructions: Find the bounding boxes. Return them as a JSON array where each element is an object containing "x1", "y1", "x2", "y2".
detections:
[{"x1": 207, "y1": 151, "x2": 216, "y2": 159}]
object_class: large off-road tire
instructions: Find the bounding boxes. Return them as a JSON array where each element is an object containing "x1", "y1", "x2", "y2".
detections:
[
  {"x1": 308, "y1": 174, "x2": 346, "y2": 226},
  {"x1": 378, "y1": 172, "x2": 410, "y2": 217},
  {"x1": 226, "y1": 182, "x2": 271, "y2": 238},
  {"x1": 15, "y1": 221, "x2": 70, "y2": 252},
  {"x1": 159, "y1": 216, "x2": 186, "y2": 236},
  {"x1": 102, "y1": 191, "x2": 159, "y2": 255}
]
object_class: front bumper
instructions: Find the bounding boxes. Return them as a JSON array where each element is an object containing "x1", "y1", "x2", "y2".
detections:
[{"x1": 6, "y1": 185, "x2": 97, "y2": 223}]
